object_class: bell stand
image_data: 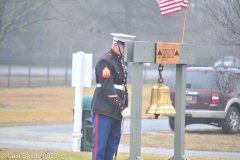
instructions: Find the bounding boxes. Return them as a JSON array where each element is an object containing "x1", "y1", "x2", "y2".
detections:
[{"x1": 124, "y1": 41, "x2": 195, "y2": 160}]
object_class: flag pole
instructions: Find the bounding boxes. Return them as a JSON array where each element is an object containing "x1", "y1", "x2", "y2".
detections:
[{"x1": 181, "y1": 1, "x2": 189, "y2": 43}]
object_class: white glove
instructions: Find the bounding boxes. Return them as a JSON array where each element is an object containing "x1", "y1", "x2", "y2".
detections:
[{"x1": 121, "y1": 108, "x2": 131, "y2": 118}]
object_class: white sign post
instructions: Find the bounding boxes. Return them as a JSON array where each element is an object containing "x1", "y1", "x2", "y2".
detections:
[{"x1": 71, "y1": 51, "x2": 92, "y2": 152}]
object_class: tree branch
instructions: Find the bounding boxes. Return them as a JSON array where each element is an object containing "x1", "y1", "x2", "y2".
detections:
[{"x1": 6, "y1": 17, "x2": 66, "y2": 34}]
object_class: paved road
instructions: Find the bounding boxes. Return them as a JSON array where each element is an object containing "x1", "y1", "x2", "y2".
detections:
[
  {"x1": 0, "y1": 119, "x2": 217, "y2": 134},
  {"x1": 1, "y1": 119, "x2": 240, "y2": 159}
]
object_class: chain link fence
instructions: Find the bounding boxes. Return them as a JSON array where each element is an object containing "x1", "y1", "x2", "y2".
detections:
[
  {"x1": 0, "y1": 55, "x2": 219, "y2": 88},
  {"x1": 0, "y1": 55, "x2": 72, "y2": 88}
]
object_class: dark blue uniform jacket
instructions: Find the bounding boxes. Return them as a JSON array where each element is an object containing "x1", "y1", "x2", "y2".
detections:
[{"x1": 91, "y1": 49, "x2": 128, "y2": 120}]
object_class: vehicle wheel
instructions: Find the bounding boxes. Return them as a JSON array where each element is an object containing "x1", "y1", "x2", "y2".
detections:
[
  {"x1": 169, "y1": 117, "x2": 174, "y2": 131},
  {"x1": 168, "y1": 117, "x2": 187, "y2": 131},
  {"x1": 222, "y1": 107, "x2": 240, "y2": 134}
]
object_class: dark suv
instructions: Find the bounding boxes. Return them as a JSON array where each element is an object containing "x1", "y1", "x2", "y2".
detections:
[{"x1": 165, "y1": 66, "x2": 240, "y2": 134}]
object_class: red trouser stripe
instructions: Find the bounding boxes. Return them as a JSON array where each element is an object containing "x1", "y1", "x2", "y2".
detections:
[{"x1": 94, "y1": 113, "x2": 99, "y2": 160}]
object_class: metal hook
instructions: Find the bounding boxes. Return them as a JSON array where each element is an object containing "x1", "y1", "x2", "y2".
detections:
[{"x1": 158, "y1": 64, "x2": 164, "y2": 82}]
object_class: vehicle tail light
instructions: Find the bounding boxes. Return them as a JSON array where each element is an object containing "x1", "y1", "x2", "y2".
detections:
[{"x1": 212, "y1": 92, "x2": 219, "y2": 104}]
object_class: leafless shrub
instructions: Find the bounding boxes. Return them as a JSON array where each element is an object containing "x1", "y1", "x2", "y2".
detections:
[{"x1": 214, "y1": 69, "x2": 238, "y2": 97}]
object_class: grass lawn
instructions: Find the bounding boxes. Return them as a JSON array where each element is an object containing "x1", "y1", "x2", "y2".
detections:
[
  {"x1": 0, "y1": 85, "x2": 163, "y2": 126},
  {"x1": 0, "y1": 148, "x2": 237, "y2": 160},
  {"x1": 0, "y1": 85, "x2": 240, "y2": 160}
]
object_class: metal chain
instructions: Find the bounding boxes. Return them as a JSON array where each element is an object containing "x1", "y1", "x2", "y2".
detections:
[{"x1": 158, "y1": 64, "x2": 164, "y2": 81}]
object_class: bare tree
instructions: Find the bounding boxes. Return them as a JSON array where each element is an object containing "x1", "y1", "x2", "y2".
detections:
[
  {"x1": 0, "y1": 0, "x2": 228, "y2": 60},
  {"x1": 204, "y1": 0, "x2": 240, "y2": 55},
  {"x1": 0, "y1": 0, "x2": 65, "y2": 45}
]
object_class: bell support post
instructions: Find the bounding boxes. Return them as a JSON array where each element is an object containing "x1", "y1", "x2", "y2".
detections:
[{"x1": 124, "y1": 41, "x2": 195, "y2": 160}]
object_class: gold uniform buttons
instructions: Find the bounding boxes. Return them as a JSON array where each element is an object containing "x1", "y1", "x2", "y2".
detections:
[{"x1": 118, "y1": 56, "x2": 120, "y2": 58}]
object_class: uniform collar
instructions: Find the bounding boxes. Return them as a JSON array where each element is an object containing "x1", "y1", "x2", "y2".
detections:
[{"x1": 110, "y1": 49, "x2": 122, "y2": 59}]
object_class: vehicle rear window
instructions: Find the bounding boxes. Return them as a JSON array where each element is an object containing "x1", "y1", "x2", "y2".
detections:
[{"x1": 165, "y1": 70, "x2": 214, "y2": 89}]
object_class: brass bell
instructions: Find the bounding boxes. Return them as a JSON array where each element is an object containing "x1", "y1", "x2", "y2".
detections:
[
  {"x1": 154, "y1": 79, "x2": 176, "y2": 115},
  {"x1": 145, "y1": 64, "x2": 176, "y2": 116},
  {"x1": 145, "y1": 84, "x2": 159, "y2": 114}
]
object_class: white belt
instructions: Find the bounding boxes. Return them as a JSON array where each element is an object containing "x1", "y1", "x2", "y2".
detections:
[{"x1": 97, "y1": 84, "x2": 125, "y2": 91}]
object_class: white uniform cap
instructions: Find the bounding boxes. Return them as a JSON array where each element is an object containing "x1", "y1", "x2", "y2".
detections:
[{"x1": 111, "y1": 33, "x2": 136, "y2": 42}]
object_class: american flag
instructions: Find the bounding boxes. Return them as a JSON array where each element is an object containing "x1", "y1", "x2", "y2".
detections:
[
  {"x1": 182, "y1": 0, "x2": 188, "y2": 8},
  {"x1": 156, "y1": 0, "x2": 188, "y2": 16}
]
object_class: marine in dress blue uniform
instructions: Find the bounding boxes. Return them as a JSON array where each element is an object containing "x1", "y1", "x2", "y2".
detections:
[{"x1": 91, "y1": 33, "x2": 136, "y2": 160}]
